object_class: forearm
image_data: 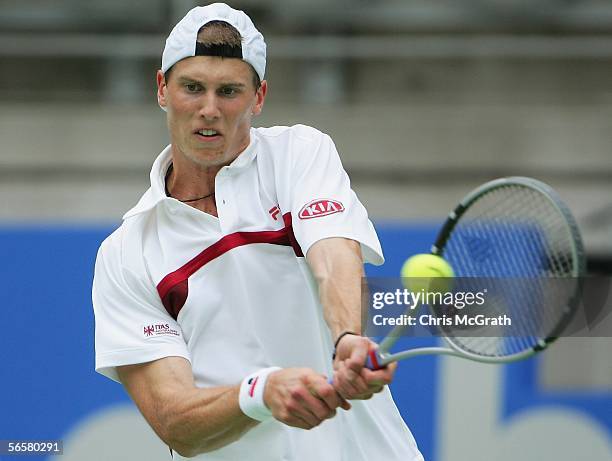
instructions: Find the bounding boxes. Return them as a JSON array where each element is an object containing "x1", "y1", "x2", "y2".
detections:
[
  {"x1": 160, "y1": 385, "x2": 258, "y2": 456},
  {"x1": 118, "y1": 359, "x2": 258, "y2": 458},
  {"x1": 306, "y1": 238, "x2": 364, "y2": 341}
]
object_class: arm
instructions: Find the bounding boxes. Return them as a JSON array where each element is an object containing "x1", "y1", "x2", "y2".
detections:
[
  {"x1": 118, "y1": 357, "x2": 349, "y2": 457},
  {"x1": 306, "y1": 237, "x2": 397, "y2": 400},
  {"x1": 117, "y1": 356, "x2": 256, "y2": 458},
  {"x1": 306, "y1": 237, "x2": 363, "y2": 340}
]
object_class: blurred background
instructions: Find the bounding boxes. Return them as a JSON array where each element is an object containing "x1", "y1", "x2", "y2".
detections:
[{"x1": 0, "y1": 1, "x2": 610, "y2": 460}]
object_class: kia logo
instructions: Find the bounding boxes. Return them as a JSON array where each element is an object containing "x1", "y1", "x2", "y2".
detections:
[{"x1": 298, "y1": 199, "x2": 345, "y2": 219}]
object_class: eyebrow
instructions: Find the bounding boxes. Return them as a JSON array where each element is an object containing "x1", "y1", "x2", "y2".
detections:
[{"x1": 176, "y1": 77, "x2": 246, "y2": 87}]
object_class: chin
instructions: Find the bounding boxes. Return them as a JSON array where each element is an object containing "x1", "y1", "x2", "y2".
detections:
[{"x1": 187, "y1": 151, "x2": 229, "y2": 168}]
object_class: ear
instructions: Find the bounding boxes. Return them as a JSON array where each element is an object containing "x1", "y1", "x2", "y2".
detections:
[
  {"x1": 157, "y1": 70, "x2": 168, "y2": 109},
  {"x1": 251, "y1": 80, "x2": 267, "y2": 116}
]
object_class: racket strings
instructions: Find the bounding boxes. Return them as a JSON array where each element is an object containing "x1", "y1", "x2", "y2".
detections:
[
  {"x1": 456, "y1": 188, "x2": 540, "y2": 356},
  {"x1": 438, "y1": 184, "x2": 579, "y2": 358},
  {"x1": 442, "y1": 189, "x2": 533, "y2": 356},
  {"x1": 480, "y1": 192, "x2": 567, "y2": 354},
  {"x1": 499, "y1": 189, "x2": 569, "y2": 350},
  {"x1": 447, "y1": 192, "x2": 530, "y2": 355}
]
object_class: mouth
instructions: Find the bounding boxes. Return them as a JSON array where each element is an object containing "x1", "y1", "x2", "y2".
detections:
[{"x1": 194, "y1": 128, "x2": 222, "y2": 142}]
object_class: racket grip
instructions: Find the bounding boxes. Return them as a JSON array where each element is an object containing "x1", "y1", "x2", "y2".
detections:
[{"x1": 365, "y1": 349, "x2": 385, "y2": 370}]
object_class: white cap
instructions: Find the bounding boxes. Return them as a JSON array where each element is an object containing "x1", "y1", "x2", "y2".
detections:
[{"x1": 161, "y1": 2, "x2": 266, "y2": 80}]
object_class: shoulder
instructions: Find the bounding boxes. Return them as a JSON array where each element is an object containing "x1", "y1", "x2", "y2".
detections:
[
  {"x1": 96, "y1": 213, "x2": 149, "y2": 275},
  {"x1": 96, "y1": 224, "x2": 124, "y2": 265},
  {"x1": 255, "y1": 124, "x2": 332, "y2": 148},
  {"x1": 253, "y1": 125, "x2": 337, "y2": 169}
]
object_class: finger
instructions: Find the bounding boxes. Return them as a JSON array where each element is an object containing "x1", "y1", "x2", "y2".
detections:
[
  {"x1": 273, "y1": 406, "x2": 313, "y2": 430},
  {"x1": 334, "y1": 362, "x2": 369, "y2": 398},
  {"x1": 362, "y1": 366, "x2": 395, "y2": 387},
  {"x1": 332, "y1": 371, "x2": 360, "y2": 399},
  {"x1": 300, "y1": 375, "x2": 341, "y2": 419},
  {"x1": 345, "y1": 339, "x2": 369, "y2": 373},
  {"x1": 361, "y1": 362, "x2": 397, "y2": 396},
  {"x1": 309, "y1": 380, "x2": 339, "y2": 410},
  {"x1": 312, "y1": 379, "x2": 351, "y2": 412},
  {"x1": 321, "y1": 376, "x2": 352, "y2": 410},
  {"x1": 342, "y1": 361, "x2": 371, "y2": 393},
  {"x1": 339, "y1": 397, "x2": 352, "y2": 410},
  {"x1": 297, "y1": 389, "x2": 336, "y2": 421},
  {"x1": 338, "y1": 362, "x2": 361, "y2": 384},
  {"x1": 286, "y1": 401, "x2": 322, "y2": 428},
  {"x1": 285, "y1": 411, "x2": 318, "y2": 430},
  {"x1": 304, "y1": 375, "x2": 344, "y2": 414}
]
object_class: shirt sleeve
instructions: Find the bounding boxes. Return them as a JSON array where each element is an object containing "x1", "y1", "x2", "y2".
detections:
[
  {"x1": 92, "y1": 229, "x2": 191, "y2": 383},
  {"x1": 284, "y1": 126, "x2": 384, "y2": 265}
]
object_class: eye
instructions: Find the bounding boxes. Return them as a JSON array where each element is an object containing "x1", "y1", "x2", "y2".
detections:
[
  {"x1": 185, "y1": 83, "x2": 201, "y2": 92},
  {"x1": 219, "y1": 86, "x2": 238, "y2": 97}
]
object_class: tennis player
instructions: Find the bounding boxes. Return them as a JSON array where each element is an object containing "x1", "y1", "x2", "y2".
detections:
[{"x1": 92, "y1": 3, "x2": 423, "y2": 460}]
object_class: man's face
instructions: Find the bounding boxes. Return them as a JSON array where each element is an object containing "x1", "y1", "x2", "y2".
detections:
[{"x1": 157, "y1": 56, "x2": 266, "y2": 168}]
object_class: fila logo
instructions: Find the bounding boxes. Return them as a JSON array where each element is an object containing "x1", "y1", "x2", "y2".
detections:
[
  {"x1": 248, "y1": 376, "x2": 259, "y2": 397},
  {"x1": 298, "y1": 199, "x2": 345, "y2": 220},
  {"x1": 269, "y1": 205, "x2": 281, "y2": 221}
]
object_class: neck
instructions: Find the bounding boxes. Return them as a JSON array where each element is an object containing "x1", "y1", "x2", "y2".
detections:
[
  {"x1": 166, "y1": 142, "x2": 226, "y2": 192},
  {"x1": 165, "y1": 162, "x2": 219, "y2": 203}
]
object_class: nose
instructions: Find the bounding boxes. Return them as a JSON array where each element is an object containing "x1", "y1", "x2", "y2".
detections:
[{"x1": 198, "y1": 93, "x2": 221, "y2": 120}]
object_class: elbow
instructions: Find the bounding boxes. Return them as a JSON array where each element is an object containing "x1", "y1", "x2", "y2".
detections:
[
  {"x1": 159, "y1": 414, "x2": 201, "y2": 458},
  {"x1": 163, "y1": 418, "x2": 254, "y2": 457},
  {"x1": 161, "y1": 417, "x2": 225, "y2": 457},
  {"x1": 164, "y1": 431, "x2": 199, "y2": 458},
  {"x1": 165, "y1": 436, "x2": 229, "y2": 458},
  {"x1": 170, "y1": 445, "x2": 198, "y2": 459}
]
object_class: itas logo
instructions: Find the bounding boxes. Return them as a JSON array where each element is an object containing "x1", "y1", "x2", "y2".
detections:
[
  {"x1": 142, "y1": 323, "x2": 180, "y2": 339},
  {"x1": 298, "y1": 199, "x2": 345, "y2": 220}
]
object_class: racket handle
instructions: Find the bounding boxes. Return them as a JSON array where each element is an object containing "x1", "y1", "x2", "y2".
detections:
[{"x1": 365, "y1": 349, "x2": 385, "y2": 370}]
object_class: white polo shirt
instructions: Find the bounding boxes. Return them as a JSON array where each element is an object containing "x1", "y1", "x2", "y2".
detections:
[{"x1": 93, "y1": 124, "x2": 423, "y2": 461}]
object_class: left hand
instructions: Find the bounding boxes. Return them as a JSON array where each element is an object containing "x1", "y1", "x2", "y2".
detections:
[{"x1": 331, "y1": 334, "x2": 397, "y2": 400}]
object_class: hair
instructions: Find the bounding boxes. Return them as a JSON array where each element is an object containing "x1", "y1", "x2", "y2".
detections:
[{"x1": 164, "y1": 20, "x2": 261, "y2": 90}]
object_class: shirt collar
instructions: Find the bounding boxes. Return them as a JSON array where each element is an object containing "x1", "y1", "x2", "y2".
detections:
[{"x1": 122, "y1": 129, "x2": 259, "y2": 220}]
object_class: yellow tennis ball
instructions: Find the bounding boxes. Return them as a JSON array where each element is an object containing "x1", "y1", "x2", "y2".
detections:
[{"x1": 400, "y1": 254, "x2": 454, "y2": 294}]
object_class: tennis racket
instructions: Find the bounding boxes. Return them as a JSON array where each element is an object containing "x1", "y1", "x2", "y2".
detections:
[{"x1": 366, "y1": 176, "x2": 585, "y2": 369}]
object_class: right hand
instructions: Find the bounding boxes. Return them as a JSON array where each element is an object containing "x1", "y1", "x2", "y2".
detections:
[
  {"x1": 332, "y1": 334, "x2": 397, "y2": 400},
  {"x1": 263, "y1": 368, "x2": 351, "y2": 430}
]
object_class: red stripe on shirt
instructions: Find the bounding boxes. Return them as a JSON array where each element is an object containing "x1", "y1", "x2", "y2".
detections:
[
  {"x1": 284, "y1": 212, "x2": 304, "y2": 258},
  {"x1": 157, "y1": 212, "x2": 302, "y2": 319}
]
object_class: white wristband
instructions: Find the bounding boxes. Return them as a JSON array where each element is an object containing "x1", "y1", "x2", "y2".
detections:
[{"x1": 238, "y1": 367, "x2": 281, "y2": 422}]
